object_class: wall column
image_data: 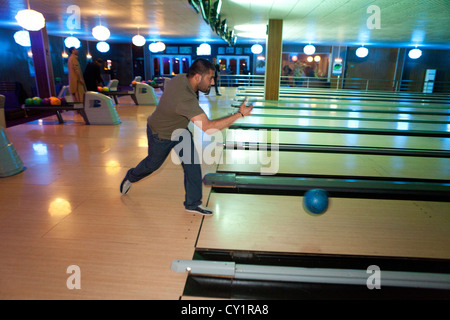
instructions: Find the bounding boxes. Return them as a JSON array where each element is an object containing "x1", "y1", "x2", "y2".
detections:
[
  {"x1": 264, "y1": 19, "x2": 283, "y2": 101},
  {"x1": 29, "y1": 26, "x2": 56, "y2": 98}
]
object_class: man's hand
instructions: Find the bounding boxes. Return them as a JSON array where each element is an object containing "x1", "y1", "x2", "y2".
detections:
[
  {"x1": 191, "y1": 98, "x2": 253, "y2": 134},
  {"x1": 239, "y1": 98, "x2": 254, "y2": 117}
]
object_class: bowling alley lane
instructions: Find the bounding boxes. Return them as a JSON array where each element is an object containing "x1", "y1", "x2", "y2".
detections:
[
  {"x1": 195, "y1": 86, "x2": 450, "y2": 267},
  {"x1": 232, "y1": 98, "x2": 450, "y2": 115},
  {"x1": 230, "y1": 114, "x2": 450, "y2": 136},
  {"x1": 236, "y1": 87, "x2": 450, "y2": 103},
  {"x1": 235, "y1": 107, "x2": 450, "y2": 124},
  {"x1": 197, "y1": 192, "x2": 450, "y2": 260},
  {"x1": 225, "y1": 129, "x2": 450, "y2": 151},
  {"x1": 216, "y1": 149, "x2": 450, "y2": 181}
]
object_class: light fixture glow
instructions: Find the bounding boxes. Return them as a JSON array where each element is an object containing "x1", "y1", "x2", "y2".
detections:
[
  {"x1": 149, "y1": 43, "x2": 158, "y2": 53},
  {"x1": 236, "y1": 32, "x2": 267, "y2": 39},
  {"x1": 149, "y1": 41, "x2": 166, "y2": 53},
  {"x1": 14, "y1": 30, "x2": 31, "y2": 47},
  {"x1": 149, "y1": 42, "x2": 158, "y2": 53},
  {"x1": 96, "y1": 41, "x2": 110, "y2": 53},
  {"x1": 132, "y1": 34, "x2": 146, "y2": 46},
  {"x1": 148, "y1": 41, "x2": 166, "y2": 53},
  {"x1": 156, "y1": 41, "x2": 166, "y2": 52},
  {"x1": 408, "y1": 48, "x2": 422, "y2": 59},
  {"x1": 64, "y1": 36, "x2": 81, "y2": 49},
  {"x1": 48, "y1": 198, "x2": 72, "y2": 216},
  {"x1": 15, "y1": 9, "x2": 45, "y2": 31},
  {"x1": 314, "y1": 55, "x2": 321, "y2": 62},
  {"x1": 303, "y1": 44, "x2": 316, "y2": 55},
  {"x1": 234, "y1": 24, "x2": 267, "y2": 32},
  {"x1": 197, "y1": 43, "x2": 211, "y2": 55},
  {"x1": 251, "y1": 44, "x2": 263, "y2": 54},
  {"x1": 92, "y1": 25, "x2": 110, "y2": 41},
  {"x1": 356, "y1": 46, "x2": 369, "y2": 58},
  {"x1": 235, "y1": 24, "x2": 267, "y2": 39}
]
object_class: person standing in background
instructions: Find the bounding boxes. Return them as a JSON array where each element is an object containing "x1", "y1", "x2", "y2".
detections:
[
  {"x1": 205, "y1": 57, "x2": 221, "y2": 96},
  {"x1": 83, "y1": 58, "x2": 104, "y2": 92},
  {"x1": 68, "y1": 47, "x2": 86, "y2": 102}
]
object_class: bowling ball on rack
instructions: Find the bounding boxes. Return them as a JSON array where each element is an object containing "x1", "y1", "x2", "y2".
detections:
[
  {"x1": 49, "y1": 97, "x2": 61, "y2": 105},
  {"x1": 32, "y1": 97, "x2": 42, "y2": 105},
  {"x1": 33, "y1": 97, "x2": 42, "y2": 106},
  {"x1": 59, "y1": 97, "x2": 67, "y2": 105},
  {"x1": 42, "y1": 98, "x2": 50, "y2": 105},
  {"x1": 25, "y1": 98, "x2": 33, "y2": 105},
  {"x1": 303, "y1": 189, "x2": 329, "y2": 215},
  {"x1": 102, "y1": 87, "x2": 110, "y2": 92},
  {"x1": 97, "y1": 86, "x2": 103, "y2": 92}
]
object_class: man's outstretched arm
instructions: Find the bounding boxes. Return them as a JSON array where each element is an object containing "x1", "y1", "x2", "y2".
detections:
[{"x1": 191, "y1": 99, "x2": 253, "y2": 134}]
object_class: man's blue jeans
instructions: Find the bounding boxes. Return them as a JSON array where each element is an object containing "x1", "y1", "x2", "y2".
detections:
[{"x1": 125, "y1": 125, "x2": 202, "y2": 209}]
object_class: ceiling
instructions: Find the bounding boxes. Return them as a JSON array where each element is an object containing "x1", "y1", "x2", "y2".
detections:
[{"x1": 1, "y1": 0, "x2": 449, "y2": 48}]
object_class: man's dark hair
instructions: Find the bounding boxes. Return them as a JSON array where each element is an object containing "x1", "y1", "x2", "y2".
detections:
[
  {"x1": 96, "y1": 58, "x2": 103, "y2": 64},
  {"x1": 68, "y1": 47, "x2": 76, "y2": 54},
  {"x1": 187, "y1": 58, "x2": 215, "y2": 78}
]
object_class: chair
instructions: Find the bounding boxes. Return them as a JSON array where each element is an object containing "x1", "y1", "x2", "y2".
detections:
[
  {"x1": 107, "y1": 79, "x2": 119, "y2": 92},
  {"x1": 57, "y1": 86, "x2": 73, "y2": 102}
]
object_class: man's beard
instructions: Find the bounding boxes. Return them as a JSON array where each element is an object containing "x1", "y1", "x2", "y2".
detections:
[{"x1": 200, "y1": 85, "x2": 210, "y2": 93}]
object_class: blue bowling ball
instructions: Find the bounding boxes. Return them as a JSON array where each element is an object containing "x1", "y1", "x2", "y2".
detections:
[{"x1": 303, "y1": 189, "x2": 329, "y2": 215}]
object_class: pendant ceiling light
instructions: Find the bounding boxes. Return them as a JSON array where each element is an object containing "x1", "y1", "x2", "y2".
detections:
[
  {"x1": 64, "y1": 36, "x2": 81, "y2": 49},
  {"x1": 356, "y1": 46, "x2": 369, "y2": 58},
  {"x1": 86, "y1": 41, "x2": 92, "y2": 59},
  {"x1": 156, "y1": 41, "x2": 166, "y2": 52},
  {"x1": 92, "y1": 25, "x2": 110, "y2": 41},
  {"x1": 408, "y1": 47, "x2": 422, "y2": 59},
  {"x1": 14, "y1": 30, "x2": 31, "y2": 47},
  {"x1": 303, "y1": 44, "x2": 316, "y2": 55},
  {"x1": 197, "y1": 43, "x2": 211, "y2": 55},
  {"x1": 132, "y1": 27, "x2": 146, "y2": 46},
  {"x1": 149, "y1": 41, "x2": 166, "y2": 53},
  {"x1": 251, "y1": 44, "x2": 263, "y2": 54},
  {"x1": 15, "y1": 1, "x2": 45, "y2": 32},
  {"x1": 132, "y1": 35, "x2": 146, "y2": 46},
  {"x1": 96, "y1": 41, "x2": 110, "y2": 53},
  {"x1": 92, "y1": 14, "x2": 110, "y2": 41}
]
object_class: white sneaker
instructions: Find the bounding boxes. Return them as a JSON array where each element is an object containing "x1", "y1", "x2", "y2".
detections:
[{"x1": 120, "y1": 178, "x2": 132, "y2": 194}]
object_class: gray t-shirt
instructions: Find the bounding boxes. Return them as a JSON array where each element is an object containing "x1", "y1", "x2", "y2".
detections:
[{"x1": 148, "y1": 73, "x2": 205, "y2": 140}]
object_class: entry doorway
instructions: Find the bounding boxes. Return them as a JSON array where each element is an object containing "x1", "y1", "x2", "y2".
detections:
[
  {"x1": 217, "y1": 55, "x2": 250, "y2": 75},
  {"x1": 152, "y1": 55, "x2": 192, "y2": 77}
]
